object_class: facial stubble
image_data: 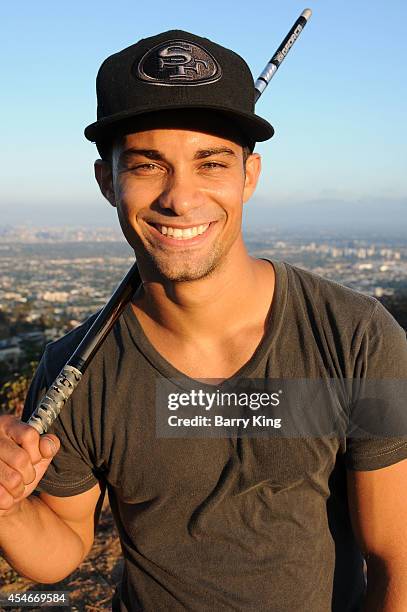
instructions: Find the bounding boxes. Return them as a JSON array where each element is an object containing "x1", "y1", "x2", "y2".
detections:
[{"x1": 142, "y1": 233, "x2": 226, "y2": 282}]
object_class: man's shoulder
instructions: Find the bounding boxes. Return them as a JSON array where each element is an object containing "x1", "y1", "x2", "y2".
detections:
[{"x1": 284, "y1": 261, "x2": 378, "y2": 322}]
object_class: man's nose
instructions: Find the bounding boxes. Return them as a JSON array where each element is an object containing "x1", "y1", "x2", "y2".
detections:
[{"x1": 157, "y1": 172, "x2": 202, "y2": 216}]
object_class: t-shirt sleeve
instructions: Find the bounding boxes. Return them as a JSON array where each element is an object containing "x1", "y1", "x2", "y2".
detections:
[
  {"x1": 344, "y1": 299, "x2": 407, "y2": 471},
  {"x1": 21, "y1": 339, "x2": 100, "y2": 497}
]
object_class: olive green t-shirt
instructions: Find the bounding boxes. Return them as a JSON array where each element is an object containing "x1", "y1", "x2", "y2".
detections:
[{"x1": 22, "y1": 259, "x2": 407, "y2": 611}]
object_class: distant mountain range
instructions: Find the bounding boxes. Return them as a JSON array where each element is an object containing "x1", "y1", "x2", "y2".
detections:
[{"x1": 244, "y1": 196, "x2": 407, "y2": 235}]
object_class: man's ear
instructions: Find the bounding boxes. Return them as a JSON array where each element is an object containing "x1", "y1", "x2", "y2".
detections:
[
  {"x1": 94, "y1": 159, "x2": 116, "y2": 207},
  {"x1": 242, "y1": 153, "x2": 261, "y2": 204}
]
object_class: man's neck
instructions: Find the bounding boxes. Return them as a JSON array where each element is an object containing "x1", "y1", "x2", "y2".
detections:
[{"x1": 131, "y1": 245, "x2": 275, "y2": 343}]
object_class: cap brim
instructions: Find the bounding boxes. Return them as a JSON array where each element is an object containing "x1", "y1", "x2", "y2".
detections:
[{"x1": 84, "y1": 103, "x2": 274, "y2": 145}]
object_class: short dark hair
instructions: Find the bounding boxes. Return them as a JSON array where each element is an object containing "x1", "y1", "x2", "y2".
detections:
[{"x1": 241, "y1": 145, "x2": 252, "y2": 166}]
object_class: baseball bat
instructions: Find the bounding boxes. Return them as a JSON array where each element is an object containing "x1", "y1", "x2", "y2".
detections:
[
  {"x1": 26, "y1": 8, "x2": 312, "y2": 434},
  {"x1": 254, "y1": 8, "x2": 312, "y2": 102}
]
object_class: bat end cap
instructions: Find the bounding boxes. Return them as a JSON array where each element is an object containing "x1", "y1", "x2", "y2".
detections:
[{"x1": 301, "y1": 8, "x2": 312, "y2": 20}]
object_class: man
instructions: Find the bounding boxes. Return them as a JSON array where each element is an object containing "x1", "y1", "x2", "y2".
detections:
[{"x1": 0, "y1": 30, "x2": 406, "y2": 611}]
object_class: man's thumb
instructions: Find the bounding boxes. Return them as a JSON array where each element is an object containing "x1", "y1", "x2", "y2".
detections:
[
  {"x1": 19, "y1": 434, "x2": 61, "y2": 497},
  {"x1": 39, "y1": 434, "x2": 61, "y2": 458}
]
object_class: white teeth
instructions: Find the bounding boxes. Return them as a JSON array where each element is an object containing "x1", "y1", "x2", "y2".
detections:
[{"x1": 157, "y1": 223, "x2": 210, "y2": 239}]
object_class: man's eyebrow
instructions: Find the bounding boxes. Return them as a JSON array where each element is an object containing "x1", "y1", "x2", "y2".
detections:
[
  {"x1": 119, "y1": 147, "x2": 237, "y2": 163},
  {"x1": 193, "y1": 147, "x2": 237, "y2": 160},
  {"x1": 119, "y1": 149, "x2": 166, "y2": 162}
]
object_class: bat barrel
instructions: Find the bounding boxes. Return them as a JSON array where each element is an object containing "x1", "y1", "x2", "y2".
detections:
[{"x1": 254, "y1": 8, "x2": 312, "y2": 101}]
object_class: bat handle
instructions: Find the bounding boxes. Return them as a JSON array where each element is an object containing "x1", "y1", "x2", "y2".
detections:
[{"x1": 27, "y1": 365, "x2": 83, "y2": 434}]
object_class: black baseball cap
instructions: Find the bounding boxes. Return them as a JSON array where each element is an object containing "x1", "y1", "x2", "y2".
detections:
[{"x1": 84, "y1": 30, "x2": 274, "y2": 150}]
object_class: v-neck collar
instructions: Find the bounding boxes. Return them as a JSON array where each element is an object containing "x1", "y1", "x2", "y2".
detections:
[{"x1": 122, "y1": 258, "x2": 288, "y2": 390}]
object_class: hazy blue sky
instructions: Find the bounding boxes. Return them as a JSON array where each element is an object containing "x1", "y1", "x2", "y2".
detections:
[{"x1": 1, "y1": 0, "x2": 406, "y2": 231}]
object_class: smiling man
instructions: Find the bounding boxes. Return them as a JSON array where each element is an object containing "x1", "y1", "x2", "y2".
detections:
[
  {"x1": 1, "y1": 30, "x2": 407, "y2": 612},
  {"x1": 96, "y1": 111, "x2": 263, "y2": 286}
]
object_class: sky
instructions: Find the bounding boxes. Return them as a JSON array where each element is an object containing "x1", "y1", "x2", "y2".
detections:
[{"x1": 1, "y1": 0, "x2": 406, "y2": 232}]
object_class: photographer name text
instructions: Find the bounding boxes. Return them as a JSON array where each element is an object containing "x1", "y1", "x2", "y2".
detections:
[{"x1": 168, "y1": 415, "x2": 282, "y2": 428}]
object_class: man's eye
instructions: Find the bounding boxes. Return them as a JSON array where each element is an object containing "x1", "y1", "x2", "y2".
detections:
[
  {"x1": 120, "y1": 163, "x2": 164, "y2": 175},
  {"x1": 120, "y1": 163, "x2": 160, "y2": 175},
  {"x1": 134, "y1": 163, "x2": 161, "y2": 172},
  {"x1": 201, "y1": 162, "x2": 226, "y2": 169}
]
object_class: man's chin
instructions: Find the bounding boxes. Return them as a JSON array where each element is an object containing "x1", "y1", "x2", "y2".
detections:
[
  {"x1": 157, "y1": 264, "x2": 217, "y2": 283},
  {"x1": 147, "y1": 253, "x2": 220, "y2": 283}
]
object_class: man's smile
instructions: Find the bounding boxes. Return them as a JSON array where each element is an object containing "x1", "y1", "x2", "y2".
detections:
[{"x1": 144, "y1": 220, "x2": 217, "y2": 245}]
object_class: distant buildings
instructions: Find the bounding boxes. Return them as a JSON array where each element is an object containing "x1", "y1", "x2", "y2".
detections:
[
  {"x1": 0, "y1": 228, "x2": 406, "y2": 356},
  {"x1": 0, "y1": 338, "x2": 21, "y2": 365}
]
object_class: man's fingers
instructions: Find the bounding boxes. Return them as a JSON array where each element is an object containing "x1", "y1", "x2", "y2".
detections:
[
  {"x1": 39, "y1": 435, "x2": 60, "y2": 459},
  {"x1": 0, "y1": 437, "x2": 36, "y2": 485},
  {"x1": 0, "y1": 416, "x2": 61, "y2": 513},
  {"x1": 3, "y1": 416, "x2": 43, "y2": 464},
  {"x1": 0, "y1": 457, "x2": 26, "y2": 498},
  {"x1": 0, "y1": 452, "x2": 57, "y2": 505},
  {"x1": 5, "y1": 417, "x2": 60, "y2": 462}
]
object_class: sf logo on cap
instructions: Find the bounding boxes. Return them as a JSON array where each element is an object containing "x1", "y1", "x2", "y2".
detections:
[{"x1": 136, "y1": 40, "x2": 222, "y2": 85}]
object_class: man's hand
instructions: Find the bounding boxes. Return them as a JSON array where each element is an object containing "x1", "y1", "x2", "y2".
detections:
[
  {"x1": 0, "y1": 414, "x2": 60, "y2": 517},
  {"x1": 0, "y1": 414, "x2": 102, "y2": 584}
]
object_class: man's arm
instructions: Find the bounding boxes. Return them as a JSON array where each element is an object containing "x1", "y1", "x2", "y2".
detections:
[
  {"x1": 347, "y1": 459, "x2": 407, "y2": 612},
  {"x1": 0, "y1": 483, "x2": 104, "y2": 584},
  {"x1": 0, "y1": 414, "x2": 104, "y2": 584}
]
